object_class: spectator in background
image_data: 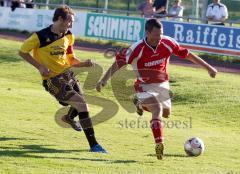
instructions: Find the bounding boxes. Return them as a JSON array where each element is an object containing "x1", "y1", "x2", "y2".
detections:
[
  {"x1": 11, "y1": 0, "x2": 20, "y2": 11},
  {"x1": 11, "y1": 0, "x2": 26, "y2": 11},
  {"x1": 1, "y1": 0, "x2": 11, "y2": 7},
  {"x1": 137, "y1": 0, "x2": 155, "y2": 18},
  {"x1": 153, "y1": 0, "x2": 168, "y2": 18},
  {"x1": 168, "y1": 0, "x2": 183, "y2": 21},
  {"x1": 25, "y1": 0, "x2": 34, "y2": 8},
  {"x1": 206, "y1": 0, "x2": 228, "y2": 25},
  {"x1": 19, "y1": 0, "x2": 25, "y2": 7},
  {"x1": 11, "y1": 0, "x2": 25, "y2": 11}
]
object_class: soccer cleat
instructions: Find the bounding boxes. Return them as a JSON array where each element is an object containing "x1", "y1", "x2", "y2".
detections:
[
  {"x1": 61, "y1": 114, "x2": 82, "y2": 131},
  {"x1": 155, "y1": 143, "x2": 164, "y2": 160},
  {"x1": 133, "y1": 96, "x2": 143, "y2": 116},
  {"x1": 90, "y1": 144, "x2": 107, "y2": 153}
]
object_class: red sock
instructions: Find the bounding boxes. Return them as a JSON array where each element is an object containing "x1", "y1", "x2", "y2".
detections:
[{"x1": 150, "y1": 119, "x2": 164, "y2": 144}]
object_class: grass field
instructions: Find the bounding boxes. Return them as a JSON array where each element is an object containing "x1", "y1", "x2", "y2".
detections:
[{"x1": 0, "y1": 38, "x2": 240, "y2": 174}]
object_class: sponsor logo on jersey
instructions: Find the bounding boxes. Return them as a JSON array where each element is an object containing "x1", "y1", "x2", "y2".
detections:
[{"x1": 144, "y1": 58, "x2": 166, "y2": 67}]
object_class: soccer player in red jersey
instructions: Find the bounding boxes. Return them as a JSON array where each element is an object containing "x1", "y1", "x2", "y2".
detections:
[{"x1": 96, "y1": 18, "x2": 217, "y2": 159}]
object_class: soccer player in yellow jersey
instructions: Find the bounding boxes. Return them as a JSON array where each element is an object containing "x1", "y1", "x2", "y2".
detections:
[{"x1": 18, "y1": 5, "x2": 107, "y2": 153}]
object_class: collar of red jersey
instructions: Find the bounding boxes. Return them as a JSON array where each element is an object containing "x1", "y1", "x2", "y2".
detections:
[{"x1": 143, "y1": 37, "x2": 162, "y2": 53}]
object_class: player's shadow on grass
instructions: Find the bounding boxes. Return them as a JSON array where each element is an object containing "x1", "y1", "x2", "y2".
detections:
[
  {"x1": 164, "y1": 153, "x2": 189, "y2": 158},
  {"x1": 0, "y1": 144, "x2": 88, "y2": 156},
  {"x1": 147, "y1": 153, "x2": 188, "y2": 158},
  {"x1": 0, "y1": 137, "x2": 24, "y2": 141},
  {"x1": 22, "y1": 144, "x2": 89, "y2": 153},
  {"x1": 0, "y1": 137, "x2": 38, "y2": 141},
  {"x1": 0, "y1": 144, "x2": 138, "y2": 164},
  {"x1": 0, "y1": 55, "x2": 22, "y2": 63},
  {"x1": 109, "y1": 160, "x2": 137, "y2": 164}
]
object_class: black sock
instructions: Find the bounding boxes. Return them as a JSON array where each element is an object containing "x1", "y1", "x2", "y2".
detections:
[
  {"x1": 68, "y1": 107, "x2": 79, "y2": 119},
  {"x1": 78, "y1": 112, "x2": 98, "y2": 148}
]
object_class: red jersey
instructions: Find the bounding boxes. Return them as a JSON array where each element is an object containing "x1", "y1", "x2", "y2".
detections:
[{"x1": 116, "y1": 35, "x2": 189, "y2": 91}]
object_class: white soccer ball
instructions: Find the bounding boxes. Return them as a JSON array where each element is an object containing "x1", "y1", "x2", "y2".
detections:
[{"x1": 184, "y1": 137, "x2": 205, "y2": 157}]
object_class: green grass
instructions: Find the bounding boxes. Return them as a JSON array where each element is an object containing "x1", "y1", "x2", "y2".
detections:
[{"x1": 0, "y1": 38, "x2": 240, "y2": 174}]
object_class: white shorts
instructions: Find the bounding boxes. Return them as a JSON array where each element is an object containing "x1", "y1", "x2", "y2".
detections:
[{"x1": 136, "y1": 81, "x2": 171, "y2": 109}]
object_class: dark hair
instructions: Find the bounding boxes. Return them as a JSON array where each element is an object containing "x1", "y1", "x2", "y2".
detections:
[
  {"x1": 145, "y1": 18, "x2": 162, "y2": 32},
  {"x1": 52, "y1": 5, "x2": 75, "y2": 22}
]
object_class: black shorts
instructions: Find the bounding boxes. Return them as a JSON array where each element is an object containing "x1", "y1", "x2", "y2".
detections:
[{"x1": 42, "y1": 70, "x2": 83, "y2": 105}]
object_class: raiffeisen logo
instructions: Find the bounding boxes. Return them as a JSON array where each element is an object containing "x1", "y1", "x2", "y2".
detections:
[
  {"x1": 161, "y1": 21, "x2": 240, "y2": 56},
  {"x1": 173, "y1": 24, "x2": 240, "y2": 49}
]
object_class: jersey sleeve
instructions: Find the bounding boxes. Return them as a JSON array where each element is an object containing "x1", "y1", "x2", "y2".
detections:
[
  {"x1": 66, "y1": 34, "x2": 76, "y2": 65},
  {"x1": 171, "y1": 38, "x2": 189, "y2": 59},
  {"x1": 115, "y1": 48, "x2": 129, "y2": 68},
  {"x1": 206, "y1": 5, "x2": 212, "y2": 18},
  {"x1": 66, "y1": 34, "x2": 75, "y2": 58},
  {"x1": 177, "y1": 6, "x2": 183, "y2": 17},
  {"x1": 115, "y1": 42, "x2": 141, "y2": 68},
  {"x1": 222, "y1": 5, "x2": 228, "y2": 18},
  {"x1": 20, "y1": 33, "x2": 40, "y2": 53}
]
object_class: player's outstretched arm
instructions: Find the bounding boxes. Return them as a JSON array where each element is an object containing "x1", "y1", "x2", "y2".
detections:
[
  {"x1": 186, "y1": 52, "x2": 218, "y2": 78},
  {"x1": 71, "y1": 57, "x2": 95, "y2": 67},
  {"x1": 96, "y1": 61, "x2": 120, "y2": 92},
  {"x1": 18, "y1": 51, "x2": 51, "y2": 77}
]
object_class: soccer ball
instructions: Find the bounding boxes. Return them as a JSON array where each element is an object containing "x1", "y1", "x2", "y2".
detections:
[{"x1": 184, "y1": 137, "x2": 205, "y2": 157}]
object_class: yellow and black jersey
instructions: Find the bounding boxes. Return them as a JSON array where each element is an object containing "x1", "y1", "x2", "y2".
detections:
[{"x1": 20, "y1": 25, "x2": 76, "y2": 79}]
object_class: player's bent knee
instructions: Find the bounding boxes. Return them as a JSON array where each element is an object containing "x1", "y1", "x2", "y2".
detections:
[
  {"x1": 162, "y1": 109, "x2": 171, "y2": 118},
  {"x1": 64, "y1": 95, "x2": 88, "y2": 113}
]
